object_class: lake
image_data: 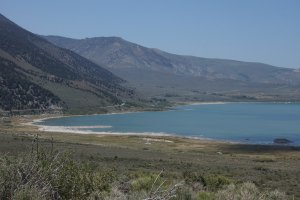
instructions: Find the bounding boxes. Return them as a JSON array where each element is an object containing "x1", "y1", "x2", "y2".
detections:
[{"x1": 36, "y1": 103, "x2": 300, "y2": 145}]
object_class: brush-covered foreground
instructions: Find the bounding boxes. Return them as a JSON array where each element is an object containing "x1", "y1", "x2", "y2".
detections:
[
  {"x1": 0, "y1": 116, "x2": 299, "y2": 199},
  {"x1": 0, "y1": 147, "x2": 287, "y2": 200}
]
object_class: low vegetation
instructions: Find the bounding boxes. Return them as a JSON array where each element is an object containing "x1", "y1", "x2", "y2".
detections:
[
  {"x1": 0, "y1": 149, "x2": 115, "y2": 199},
  {"x1": 0, "y1": 139, "x2": 289, "y2": 199},
  {"x1": 0, "y1": 117, "x2": 298, "y2": 199},
  {"x1": 0, "y1": 155, "x2": 288, "y2": 200}
]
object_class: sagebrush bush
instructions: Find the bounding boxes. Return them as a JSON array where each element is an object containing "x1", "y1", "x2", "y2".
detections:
[
  {"x1": 197, "y1": 192, "x2": 214, "y2": 200},
  {"x1": 215, "y1": 182, "x2": 287, "y2": 200},
  {"x1": 12, "y1": 186, "x2": 46, "y2": 200},
  {"x1": 174, "y1": 186, "x2": 192, "y2": 200},
  {"x1": 0, "y1": 147, "x2": 289, "y2": 200},
  {"x1": 0, "y1": 149, "x2": 115, "y2": 200},
  {"x1": 183, "y1": 171, "x2": 231, "y2": 192},
  {"x1": 203, "y1": 175, "x2": 232, "y2": 191},
  {"x1": 131, "y1": 172, "x2": 174, "y2": 193},
  {"x1": 132, "y1": 175, "x2": 160, "y2": 192}
]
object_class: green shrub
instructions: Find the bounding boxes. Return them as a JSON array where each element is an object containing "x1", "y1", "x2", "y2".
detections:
[
  {"x1": 0, "y1": 149, "x2": 115, "y2": 200},
  {"x1": 131, "y1": 170, "x2": 183, "y2": 200},
  {"x1": 253, "y1": 165, "x2": 269, "y2": 172},
  {"x1": 203, "y1": 175, "x2": 232, "y2": 191},
  {"x1": 131, "y1": 174, "x2": 160, "y2": 192},
  {"x1": 215, "y1": 182, "x2": 287, "y2": 200},
  {"x1": 253, "y1": 157, "x2": 275, "y2": 163},
  {"x1": 174, "y1": 186, "x2": 192, "y2": 200},
  {"x1": 183, "y1": 171, "x2": 205, "y2": 184},
  {"x1": 197, "y1": 192, "x2": 215, "y2": 200},
  {"x1": 265, "y1": 189, "x2": 287, "y2": 200},
  {"x1": 0, "y1": 147, "x2": 289, "y2": 200},
  {"x1": 183, "y1": 172, "x2": 231, "y2": 192},
  {"x1": 12, "y1": 186, "x2": 46, "y2": 200}
]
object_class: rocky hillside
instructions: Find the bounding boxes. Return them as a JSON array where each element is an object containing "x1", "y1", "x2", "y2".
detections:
[
  {"x1": 44, "y1": 35, "x2": 300, "y2": 101},
  {"x1": 0, "y1": 14, "x2": 135, "y2": 114},
  {"x1": 45, "y1": 35, "x2": 300, "y2": 86},
  {"x1": 0, "y1": 58, "x2": 62, "y2": 112}
]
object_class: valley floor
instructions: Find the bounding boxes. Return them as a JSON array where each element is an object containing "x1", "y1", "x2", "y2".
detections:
[{"x1": 0, "y1": 115, "x2": 300, "y2": 199}]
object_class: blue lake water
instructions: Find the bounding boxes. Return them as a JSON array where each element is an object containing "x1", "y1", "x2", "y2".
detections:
[{"x1": 37, "y1": 103, "x2": 300, "y2": 145}]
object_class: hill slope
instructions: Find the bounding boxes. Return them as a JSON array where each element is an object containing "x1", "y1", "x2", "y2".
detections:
[
  {"x1": 0, "y1": 57, "x2": 62, "y2": 112},
  {"x1": 44, "y1": 35, "x2": 300, "y2": 101},
  {"x1": 0, "y1": 14, "x2": 135, "y2": 114}
]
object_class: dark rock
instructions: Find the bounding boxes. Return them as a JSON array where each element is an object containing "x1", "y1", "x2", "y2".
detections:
[
  {"x1": 273, "y1": 138, "x2": 292, "y2": 144},
  {"x1": 118, "y1": 181, "x2": 132, "y2": 194}
]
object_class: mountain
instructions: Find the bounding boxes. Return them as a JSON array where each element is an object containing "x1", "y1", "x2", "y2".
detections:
[
  {"x1": 44, "y1": 35, "x2": 300, "y2": 101},
  {"x1": 0, "y1": 14, "x2": 135, "y2": 114},
  {"x1": 0, "y1": 57, "x2": 62, "y2": 112}
]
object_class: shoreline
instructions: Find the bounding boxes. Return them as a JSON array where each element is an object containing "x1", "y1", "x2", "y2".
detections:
[
  {"x1": 24, "y1": 101, "x2": 300, "y2": 125},
  {"x1": 22, "y1": 101, "x2": 300, "y2": 147},
  {"x1": 24, "y1": 113, "x2": 229, "y2": 145},
  {"x1": 179, "y1": 101, "x2": 229, "y2": 105},
  {"x1": 27, "y1": 101, "x2": 229, "y2": 124},
  {"x1": 29, "y1": 123, "x2": 297, "y2": 147},
  {"x1": 24, "y1": 101, "x2": 227, "y2": 140}
]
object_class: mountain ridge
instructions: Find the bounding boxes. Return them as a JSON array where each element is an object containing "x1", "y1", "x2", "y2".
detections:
[
  {"x1": 0, "y1": 13, "x2": 136, "y2": 114},
  {"x1": 44, "y1": 35, "x2": 300, "y2": 86},
  {"x1": 43, "y1": 35, "x2": 300, "y2": 102}
]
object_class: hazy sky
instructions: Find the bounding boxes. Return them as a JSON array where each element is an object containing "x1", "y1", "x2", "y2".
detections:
[{"x1": 1, "y1": 0, "x2": 300, "y2": 68}]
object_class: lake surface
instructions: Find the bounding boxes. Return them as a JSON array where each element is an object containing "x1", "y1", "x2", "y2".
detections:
[{"x1": 37, "y1": 103, "x2": 300, "y2": 145}]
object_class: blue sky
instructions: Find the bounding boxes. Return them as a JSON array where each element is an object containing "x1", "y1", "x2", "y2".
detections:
[{"x1": 1, "y1": 0, "x2": 300, "y2": 68}]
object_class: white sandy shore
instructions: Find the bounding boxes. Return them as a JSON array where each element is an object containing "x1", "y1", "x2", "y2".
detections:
[
  {"x1": 25, "y1": 114, "x2": 171, "y2": 136},
  {"x1": 186, "y1": 101, "x2": 228, "y2": 105},
  {"x1": 33, "y1": 123, "x2": 216, "y2": 142},
  {"x1": 38, "y1": 125, "x2": 112, "y2": 132},
  {"x1": 26, "y1": 117, "x2": 193, "y2": 138},
  {"x1": 25, "y1": 116, "x2": 171, "y2": 136},
  {"x1": 37, "y1": 124, "x2": 172, "y2": 136}
]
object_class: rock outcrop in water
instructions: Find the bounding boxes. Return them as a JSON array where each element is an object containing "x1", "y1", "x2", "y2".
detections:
[{"x1": 273, "y1": 138, "x2": 292, "y2": 144}]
